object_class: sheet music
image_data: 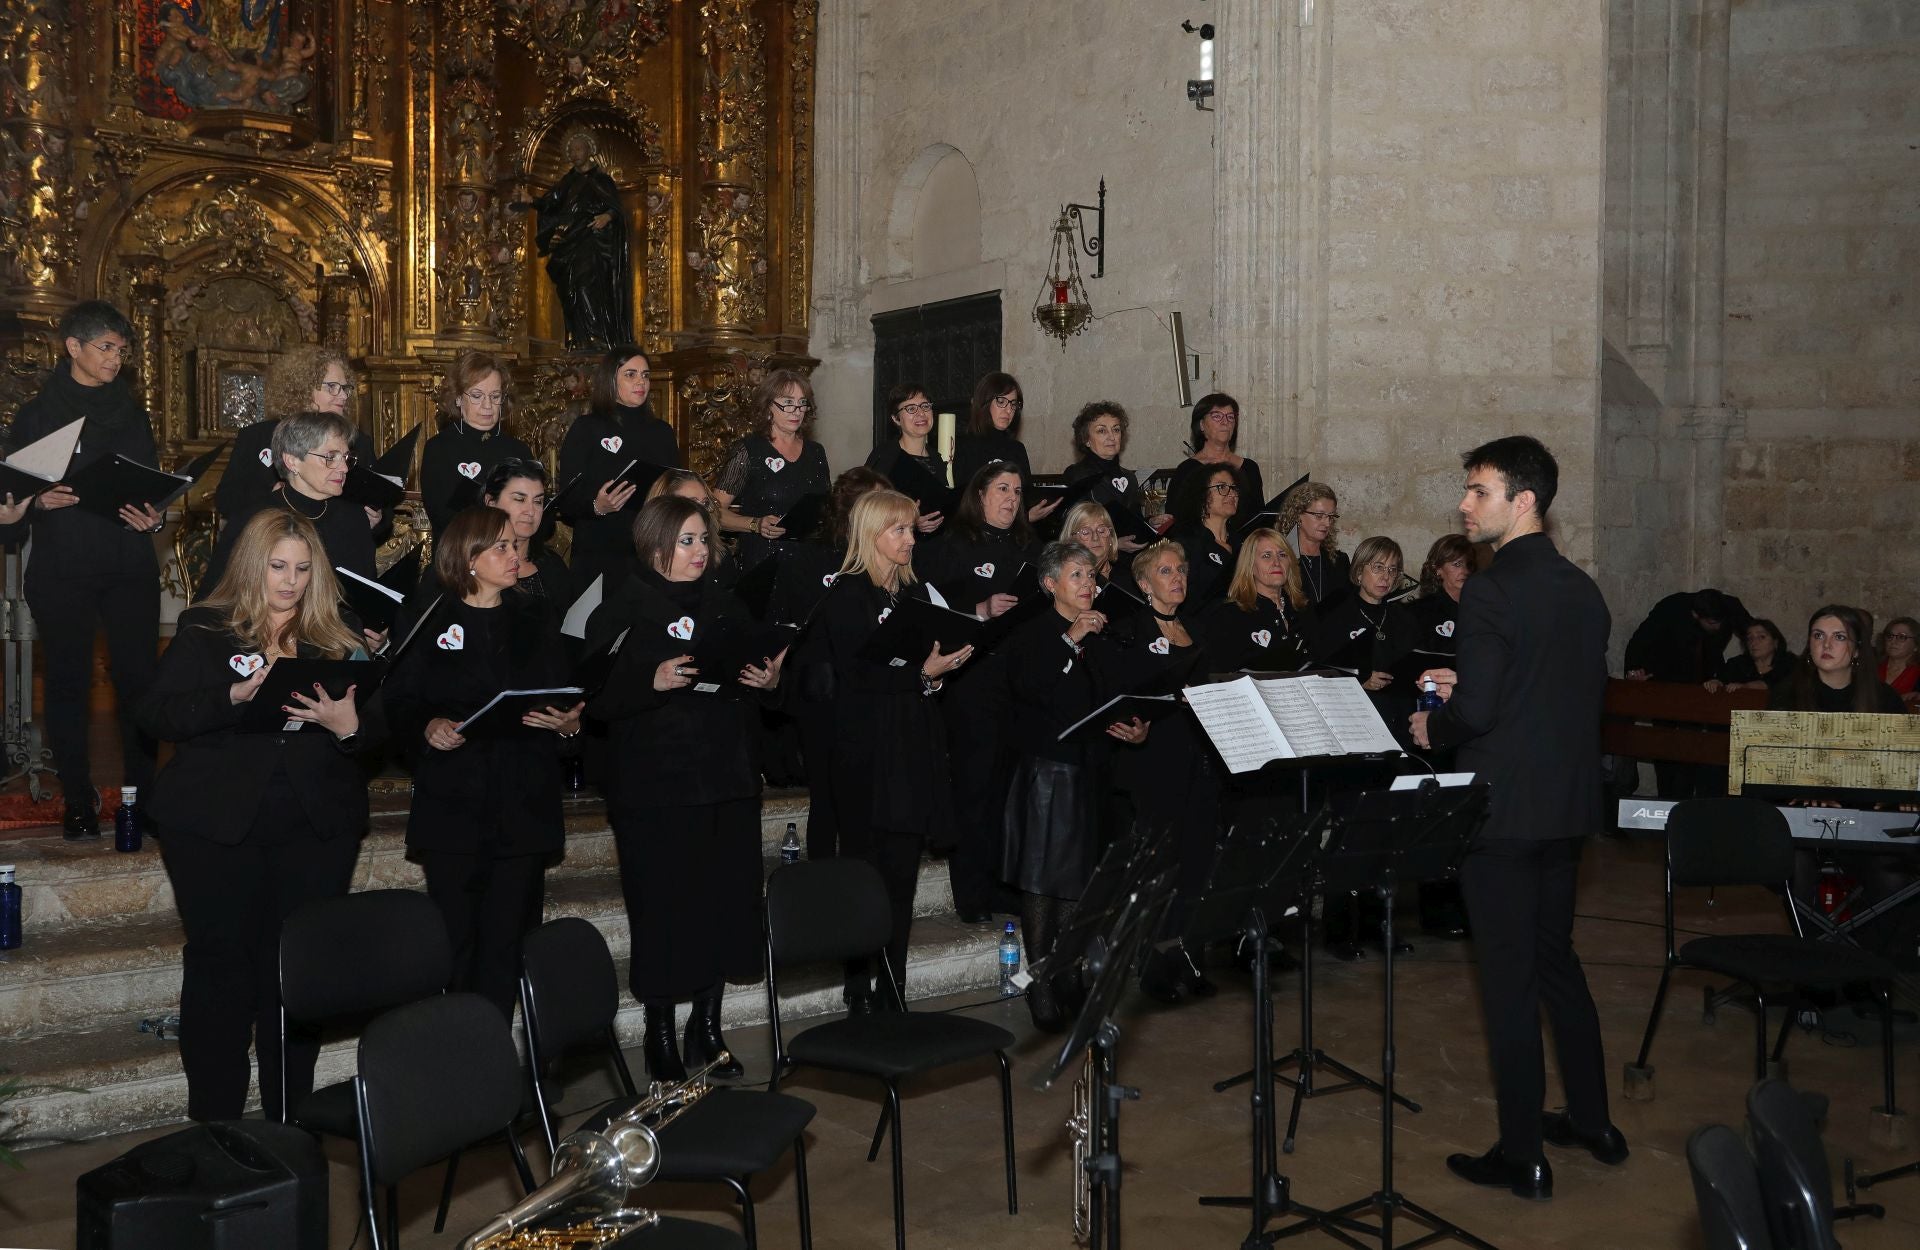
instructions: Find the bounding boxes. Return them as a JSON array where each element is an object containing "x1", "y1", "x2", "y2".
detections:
[
  {"x1": 1299, "y1": 677, "x2": 1403, "y2": 754},
  {"x1": 1251, "y1": 679, "x2": 1340, "y2": 757},
  {"x1": 1184, "y1": 679, "x2": 1290, "y2": 773},
  {"x1": 335, "y1": 565, "x2": 403, "y2": 603}
]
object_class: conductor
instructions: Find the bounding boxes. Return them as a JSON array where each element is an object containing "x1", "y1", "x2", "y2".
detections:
[{"x1": 1409, "y1": 436, "x2": 1626, "y2": 1199}]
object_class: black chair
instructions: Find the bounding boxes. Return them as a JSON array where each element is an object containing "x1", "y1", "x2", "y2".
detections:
[
  {"x1": 1686, "y1": 1123, "x2": 1775, "y2": 1250},
  {"x1": 352, "y1": 993, "x2": 537, "y2": 1250},
  {"x1": 1747, "y1": 1078, "x2": 1883, "y2": 1249},
  {"x1": 1628, "y1": 798, "x2": 1899, "y2": 1108},
  {"x1": 764, "y1": 859, "x2": 1017, "y2": 1250},
  {"x1": 519, "y1": 917, "x2": 817, "y2": 1249}
]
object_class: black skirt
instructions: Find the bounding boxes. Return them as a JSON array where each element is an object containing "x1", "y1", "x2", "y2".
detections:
[
  {"x1": 612, "y1": 798, "x2": 763, "y2": 1003},
  {"x1": 1002, "y1": 757, "x2": 1097, "y2": 898}
]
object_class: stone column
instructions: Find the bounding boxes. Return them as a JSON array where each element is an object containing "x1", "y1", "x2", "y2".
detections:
[
  {"x1": 1684, "y1": 0, "x2": 1734, "y2": 586},
  {"x1": 809, "y1": 0, "x2": 863, "y2": 351}
]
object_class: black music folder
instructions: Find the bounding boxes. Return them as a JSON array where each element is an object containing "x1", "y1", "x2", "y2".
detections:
[
  {"x1": 687, "y1": 616, "x2": 798, "y2": 697},
  {"x1": 333, "y1": 564, "x2": 412, "y2": 633},
  {"x1": 65, "y1": 444, "x2": 223, "y2": 522},
  {"x1": 857, "y1": 594, "x2": 984, "y2": 666},
  {"x1": 1057, "y1": 692, "x2": 1186, "y2": 745},
  {"x1": 886, "y1": 453, "x2": 957, "y2": 517},
  {"x1": 346, "y1": 423, "x2": 421, "y2": 510},
  {"x1": 553, "y1": 457, "x2": 671, "y2": 515},
  {"x1": 1234, "y1": 472, "x2": 1310, "y2": 544},
  {"x1": 237, "y1": 657, "x2": 388, "y2": 733},
  {"x1": 454, "y1": 687, "x2": 585, "y2": 735},
  {"x1": 777, "y1": 492, "x2": 829, "y2": 541}
]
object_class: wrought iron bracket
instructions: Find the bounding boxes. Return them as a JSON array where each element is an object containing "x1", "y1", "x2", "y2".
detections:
[{"x1": 1065, "y1": 179, "x2": 1106, "y2": 279}]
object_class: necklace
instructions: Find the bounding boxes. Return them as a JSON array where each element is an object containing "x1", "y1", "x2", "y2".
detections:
[
  {"x1": 1301, "y1": 554, "x2": 1324, "y2": 603},
  {"x1": 1150, "y1": 604, "x2": 1180, "y2": 623},
  {"x1": 284, "y1": 488, "x2": 329, "y2": 520},
  {"x1": 1355, "y1": 598, "x2": 1387, "y2": 642}
]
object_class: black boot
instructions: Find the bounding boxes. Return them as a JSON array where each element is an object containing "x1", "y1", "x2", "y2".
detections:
[
  {"x1": 683, "y1": 996, "x2": 744, "y2": 1079},
  {"x1": 1139, "y1": 946, "x2": 1189, "y2": 1005},
  {"x1": 643, "y1": 1004, "x2": 687, "y2": 1083}
]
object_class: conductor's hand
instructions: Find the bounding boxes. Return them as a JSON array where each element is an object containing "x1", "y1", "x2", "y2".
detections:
[
  {"x1": 1066, "y1": 610, "x2": 1107, "y2": 644},
  {"x1": 1107, "y1": 716, "x2": 1149, "y2": 745},
  {"x1": 914, "y1": 511, "x2": 943, "y2": 534},
  {"x1": 1026, "y1": 497, "x2": 1062, "y2": 523},
  {"x1": 524, "y1": 701, "x2": 585, "y2": 735},
  {"x1": 922, "y1": 641, "x2": 972, "y2": 680},
  {"x1": 654, "y1": 654, "x2": 697, "y2": 692},
  {"x1": 593, "y1": 478, "x2": 638, "y2": 517},
  {"x1": 1409, "y1": 710, "x2": 1432, "y2": 750},
  {"x1": 35, "y1": 484, "x2": 79, "y2": 511},
  {"x1": 740, "y1": 646, "x2": 789, "y2": 691},
  {"x1": 229, "y1": 666, "x2": 269, "y2": 705},
  {"x1": 286, "y1": 682, "x2": 360, "y2": 738},
  {"x1": 1415, "y1": 668, "x2": 1457, "y2": 701},
  {"x1": 119, "y1": 502, "x2": 164, "y2": 533},
  {"x1": 976, "y1": 592, "x2": 1020, "y2": 619},
  {"x1": 0, "y1": 493, "x2": 28, "y2": 525},
  {"x1": 425, "y1": 717, "x2": 466, "y2": 751},
  {"x1": 1362, "y1": 670, "x2": 1393, "y2": 692}
]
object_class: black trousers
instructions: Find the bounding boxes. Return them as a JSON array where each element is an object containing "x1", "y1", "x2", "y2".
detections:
[
  {"x1": 943, "y1": 716, "x2": 1010, "y2": 916},
  {"x1": 160, "y1": 824, "x2": 361, "y2": 1123},
  {"x1": 1458, "y1": 836, "x2": 1611, "y2": 1162},
  {"x1": 835, "y1": 798, "x2": 923, "y2": 1002},
  {"x1": 418, "y1": 849, "x2": 549, "y2": 1022},
  {"x1": 29, "y1": 574, "x2": 159, "y2": 799}
]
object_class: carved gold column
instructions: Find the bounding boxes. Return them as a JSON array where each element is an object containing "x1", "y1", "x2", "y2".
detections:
[
  {"x1": 0, "y1": 0, "x2": 78, "y2": 321},
  {"x1": 436, "y1": 0, "x2": 510, "y2": 337},
  {"x1": 124, "y1": 254, "x2": 166, "y2": 422},
  {"x1": 689, "y1": 0, "x2": 769, "y2": 337},
  {"x1": 401, "y1": 1, "x2": 438, "y2": 342}
]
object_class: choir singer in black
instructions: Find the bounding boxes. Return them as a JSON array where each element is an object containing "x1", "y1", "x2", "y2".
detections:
[
  {"x1": 585, "y1": 495, "x2": 784, "y2": 1078},
  {"x1": 555, "y1": 346, "x2": 679, "y2": 591},
  {"x1": 136, "y1": 510, "x2": 379, "y2": 1121},
  {"x1": 1200, "y1": 527, "x2": 1313, "y2": 672},
  {"x1": 1410, "y1": 436, "x2": 1623, "y2": 1199}
]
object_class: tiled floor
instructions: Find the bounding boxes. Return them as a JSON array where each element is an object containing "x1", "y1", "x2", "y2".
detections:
[{"x1": 4, "y1": 834, "x2": 1919, "y2": 1248}]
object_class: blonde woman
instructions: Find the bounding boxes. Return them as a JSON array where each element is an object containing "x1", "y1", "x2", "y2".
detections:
[
  {"x1": 1275, "y1": 480, "x2": 1348, "y2": 607},
  {"x1": 136, "y1": 509, "x2": 381, "y2": 1123},
  {"x1": 807, "y1": 489, "x2": 971, "y2": 1009},
  {"x1": 1061, "y1": 498, "x2": 1142, "y2": 620},
  {"x1": 1200, "y1": 527, "x2": 1314, "y2": 671}
]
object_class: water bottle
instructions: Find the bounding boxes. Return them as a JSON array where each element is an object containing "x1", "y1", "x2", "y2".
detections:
[
  {"x1": 0, "y1": 865, "x2": 20, "y2": 951},
  {"x1": 999, "y1": 921, "x2": 1021, "y2": 996},
  {"x1": 114, "y1": 786, "x2": 141, "y2": 854},
  {"x1": 1418, "y1": 677, "x2": 1444, "y2": 713},
  {"x1": 779, "y1": 821, "x2": 801, "y2": 865}
]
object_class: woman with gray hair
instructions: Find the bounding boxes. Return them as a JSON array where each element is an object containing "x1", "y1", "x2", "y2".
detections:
[
  {"x1": 196, "y1": 410, "x2": 380, "y2": 648},
  {"x1": 215, "y1": 344, "x2": 380, "y2": 529}
]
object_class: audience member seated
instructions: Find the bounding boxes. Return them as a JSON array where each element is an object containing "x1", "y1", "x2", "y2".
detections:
[
  {"x1": 1875, "y1": 616, "x2": 1919, "y2": 709},
  {"x1": 1706, "y1": 618, "x2": 1795, "y2": 693}
]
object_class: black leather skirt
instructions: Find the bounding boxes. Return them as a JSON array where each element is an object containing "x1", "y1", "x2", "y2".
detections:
[{"x1": 1001, "y1": 756, "x2": 1097, "y2": 898}]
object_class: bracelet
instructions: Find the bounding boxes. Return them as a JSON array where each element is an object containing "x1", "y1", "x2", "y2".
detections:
[{"x1": 559, "y1": 728, "x2": 581, "y2": 740}]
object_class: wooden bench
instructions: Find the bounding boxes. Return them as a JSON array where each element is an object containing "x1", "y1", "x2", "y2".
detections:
[{"x1": 1601, "y1": 678, "x2": 1768, "y2": 767}]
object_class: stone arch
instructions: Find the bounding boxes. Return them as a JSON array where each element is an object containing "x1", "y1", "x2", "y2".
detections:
[{"x1": 884, "y1": 143, "x2": 981, "y2": 280}]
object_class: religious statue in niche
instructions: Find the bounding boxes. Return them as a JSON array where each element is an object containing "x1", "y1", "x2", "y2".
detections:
[
  {"x1": 138, "y1": 1, "x2": 315, "y2": 117},
  {"x1": 512, "y1": 128, "x2": 631, "y2": 351}
]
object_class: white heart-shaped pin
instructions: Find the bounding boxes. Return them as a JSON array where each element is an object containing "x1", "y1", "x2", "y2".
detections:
[
  {"x1": 228, "y1": 652, "x2": 265, "y2": 677},
  {"x1": 821, "y1": 572, "x2": 838, "y2": 587},
  {"x1": 257, "y1": 447, "x2": 273, "y2": 467},
  {"x1": 1349, "y1": 626, "x2": 1368, "y2": 640},
  {"x1": 1209, "y1": 552, "x2": 1223, "y2": 565},
  {"x1": 877, "y1": 606, "x2": 892, "y2": 624},
  {"x1": 1148, "y1": 637, "x2": 1170, "y2": 655},
  {"x1": 600, "y1": 435, "x2": 623, "y2": 453},
  {"x1": 437, "y1": 624, "x2": 465, "y2": 650},
  {"x1": 456, "y1": 461, "x2": 481, "y2": 480},
  {"x1": 973, "y1": 562, "x2": 995, "y2": 578},
  {"x1": 1437, "y1": 620, "x2": 1455, "y2": 638},
  {"x1": 666, "y1": 615, "x2": 695, "y2": 641},
  {"x1": 1251, "y1": 630, "x2": 1272, "y2": 648},
  {"x1": 1111, "y1": 476, "x2": 1129, "y2": 493},
  {"x1": 765, "y1": 456, "x2": 786, "y2": 473},
  {"x1": 1061, "y1": 657, "x2": 1074, "y2": 675}
]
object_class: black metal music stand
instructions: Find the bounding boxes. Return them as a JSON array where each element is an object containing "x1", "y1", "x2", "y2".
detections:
[
  {"x1": 1032, "y1": 859, "x2": 1176, "y2": 1250},
  {"x1": 1188, "y1": 811, "x2": 1376, "y2": 1250},
  {"x1": 1271, "y1": 779, "x2": 1495, "y2": 1250}
]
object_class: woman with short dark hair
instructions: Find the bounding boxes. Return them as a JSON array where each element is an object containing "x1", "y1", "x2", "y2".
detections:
[
  {"x1": 1161, "y1": 461, "x2": 1241, "y2": 604},
  {"x1": 1166, "y1": 392, "x2": 1266, "y2": 530},
  {"x1": 711, "y1": 368, "x2": 832, "y2": 572},
  {"x1": 586, "y1": 496, "x2": 785, "y2": 1078},
  {"x1": 384, "y1": 506, "x2": 580, "y2": 1020},
  {"x1": 1707, "y1": 618, "x2": 1795, "y2": 693},
  {"x1": 865, "y1": 381, "x2": 949, "y2": 534},
  {"x1": 421, "y1": 350, "x2": 535, "y2": 535},
  {"x1": 1060, "y1": 400, "x2": 1144, "y2": 516},
  {"x1": 482, "y1": 457, "x2": 571, "y2": 606},
  {"x1": 556, "y1": 346, "x2": 680, "y2": 591},
  {"x1": 955, "y1": 371, "x2": 1059, "y2": 525}
]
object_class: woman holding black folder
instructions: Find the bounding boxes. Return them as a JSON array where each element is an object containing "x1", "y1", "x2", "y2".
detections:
[
  {"x1": 1162, "y1": 462, "x2": 1241, "y2": 605},
  {"x1": 1201, "y1": 527, "x2": 1315, "y2": 672},
  {"x1": 421, "y1": 350, "x2": 535, "y2": 536},
  {"x1": 863, "y1": 382, "x2": 948, "y2": 533},
  {"x1": 215, "y1": 345, "x2": 382, "y2": 534},
  {"x1": 807, "y1": 488, "x2": 970, "y2": 1010},
  {"x1": 556, "y1": 347, "x2": 680, "y2": 592},
  {"x1": 1060, "y1": 401, "x2": 1145, "y2": 518},
  {"x1": 482, "y1": 458, "x2": 572, "y2": 606},
  {"x1": 136, "y1": 509, "x2": 379, "y2": 1122},
  {"x1": 585, "y1": 495, "x2": 785, "y2": 1078},
  {"x1": 711, "y1": 369, "x2": 832, "y2": 573},
  {"x1": 383, "y1": 506, "x2": 581, "y2": 1020}
]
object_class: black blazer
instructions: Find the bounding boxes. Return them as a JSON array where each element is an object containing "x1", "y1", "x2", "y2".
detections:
[
  {"x1": 383, "y1": 593, "x2": 572, "y2": 856},
  {"x1": 1426, "y1": 532, "x2": 1610, "y2": 842},
  {"x1": 217, "y1": 420, "x2": 380, "y2": 525},
  {"x1": 421, "y1": 422, "x2": 534, "y2": 536},
  {"x1": 555, "y1": 403, "x2": 679, "y2": 578},
  {"x1": 1001, "y1": 607, "x2": 1103, "y2": 768},
  {"x1": 1199, "y1": 593, "x2": 1314, "y2": 673},
  {"x1": 197, "y1": 488, "x2": 379, "y2": 602},
  {"x1": 134, "y1": 607, "x2": 384, "y2": 845}
]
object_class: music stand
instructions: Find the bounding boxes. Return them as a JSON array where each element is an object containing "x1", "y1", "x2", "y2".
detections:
[
  {"x1": 1032, "y1": 864, "x2": 1175, "y2": 1250},
  {"x1": 1270, "y1": 779, "x2": 1495, "y2": 1250},
  {"x1": 1187, "y1": 810, "x2": 1376, "y2": 1250}
]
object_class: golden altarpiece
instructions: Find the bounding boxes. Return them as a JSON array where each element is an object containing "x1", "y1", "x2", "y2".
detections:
[{"x1": 0, "y1": 0, "x2": 817, "y2": 581}]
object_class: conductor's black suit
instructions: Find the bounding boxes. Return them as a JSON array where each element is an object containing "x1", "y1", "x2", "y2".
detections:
[{"x1": 1426, "y1": 530, "x2": 1612, "y2": 1164}]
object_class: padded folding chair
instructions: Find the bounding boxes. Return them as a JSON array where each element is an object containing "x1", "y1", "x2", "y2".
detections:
[
  {"x1": 1627, "y1": 798, "x2": 1899, "y2": 1110},
  {"x1": 519, "y1": 916, "x2": 817, "y2": 1249},
  {"x1": 764, "y1": 858, "x2": 1017, "y2": 1250},
  {"x1": 1747, "y1": 1078, "x2": 1883, "y2": 1249},
  {"x1": 1686, "y1": 1123, "x2": 1775, "y2": 1250}
]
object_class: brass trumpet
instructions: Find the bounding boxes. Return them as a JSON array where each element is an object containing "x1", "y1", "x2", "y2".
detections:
[{"x1": 461, "y1": 1052, "x2": 731, "y2": 1250}]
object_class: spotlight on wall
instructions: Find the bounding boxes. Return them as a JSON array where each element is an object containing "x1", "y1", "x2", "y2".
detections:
[
  {"x1": 1169, "y1": 311, "x2": 1193, "y2": 406},
  {"x1": 1182, "y1": 20, "x2": 1215, "y2": 111}
]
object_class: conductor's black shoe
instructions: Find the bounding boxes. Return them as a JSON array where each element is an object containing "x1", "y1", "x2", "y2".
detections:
[
  {"x1": 62, "y1": 803, "x2": 100, "y2": 839},
  {"x1": 1446, "y1": 1145, "x2": 1552, "y2": 1200},
  {"x1": 1541, "y1": 1112, "x2": 1629, "y2": 1165}
]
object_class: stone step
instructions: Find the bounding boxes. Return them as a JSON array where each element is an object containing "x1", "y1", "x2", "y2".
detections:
[
  {"x1": 0, "y1": 852, "x2": 957, "y2": 1041},
  {"x1": 0, "y1": 915, "x2": 1006, "y2": 1149},
  {"x1": 1, "y1": 790, "x2": 811, "y2": 931}
]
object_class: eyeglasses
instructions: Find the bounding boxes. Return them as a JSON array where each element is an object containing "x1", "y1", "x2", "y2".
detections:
[
  {"x1": 896, "y1": 402, "x2": 934, "y2": 416},
  {"x1": 1072, "y1": 526, "x2": 1114, "y2": 541},
  {"x1": 1888, "y1": 633, "x2": 1917, "y2": 643},
  {"x1": 319, "y1": 380, "x2": 355, "y2": 397},
  {"x1": 463, "y1": 389, "x2": 504, "y2": 407},
  {"x1": 303, "y1": 450, "x2": 359, "y2": 469},
  {"x1": 1364, "y1": 561, "x2": 1402, "y2": 577},
  {"x1": 1204, "y1": 409, "x2": 1236, "y2": 422},
  {"x1": 86, "y1": 339, "x2": 130, "y2": 358},
  {"x1": 1304, "y1": 510, "x2": 1339, "y2": 522},
  {"x1": 771, "y1": 398, "x2": 814, "y2": 414},
  {"x1": 991, "y1": 395, "x2": 1023, "y2": 411},
  {"x1": 1207, "y1": 482, "x2": 1240, "y2": 494}
]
